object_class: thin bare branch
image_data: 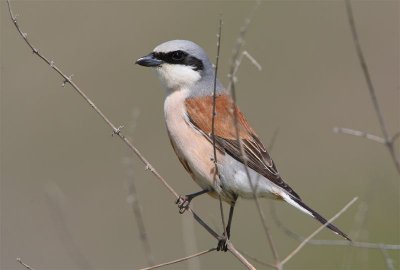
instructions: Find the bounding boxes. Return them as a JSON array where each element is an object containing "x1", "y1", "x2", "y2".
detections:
[
  {"x1": 317, "y1": 240, "x2": 400, "y2": 250},
  {"x1": 281, "y1": 197, "x2": 358, "y2": 265},
  {"x1": 239, "y1": 250, "x2": 277, "y2": 269},
  {"x1": 227, "y1": 50, "x2": 263, "y2": 91},
  {"x1": 137, "y1": 248, "x2": 216, "y2": 270},
  {"x1": 242, "y1": 51, "x2": 262, "y2": 71},
  {"x1": 333, "y1": 127, "x2": 386, "y2": 144},
  {"x1": 309, "y1": 239, "x2": 400, "y2": 250},
  {"x1": 379, "y1": 248, "x2": 396, "y2": 270},
  {"x1": 16, "y1": 258, "x2": 35, "y2": 270},
  {"x1": 344, "y1": 0, "x2": 400, "y2": 174},
  {"x1": 227, "y1": 242, "x2": 257, "y2": 270},
  {"x1": 226, "y1": 50, "x2": 263, "y2": 89},
  {"x1": 227, "y1": 1, "x2": 261, "y2": 91},
  {"x1": 392, "y1": 132, "x2": 400, "y2": 143},
  {"x1": 211, "y1": 17, "x2": 222, "y2": 168},
  {"x1": 211, "y1": 17, "x2": 227, "y2": 238},
  {"x1": 268, "y1": 128, "x2": 280, "y2": 152},
  {"x1": 181, "y1": 216, "x2": 201, "y2": 269},
  {"x1": 124, "y1": 110, "x2": 155, "y2": 266},
  {"x1": 227, "y1": 1, "x2": 280, "y2": 267},
  {"x1": 344, "y1": 0, "x2": 388, "y2": 140},
  {"x1": 6, "y1": 1, "x2": 255, "y2": 269},
  {"x1": 270, "y1": 201, "x2": 400, "y2": 251},
  {"x1": 126, "y1": 173, "x2": 155, "y2": 266},
  {"x1": 44, "y1": 184, "x2": 92, "y2": 269},
  {"x1": 7, "y1": 0, "x2": 178, "y2": 199},
  {"x1": 341, "y1": 199, "x2": 368, "y2": 269},
  {"x1": 218, "y1": 195, "x2": 227, "y2": 237}
]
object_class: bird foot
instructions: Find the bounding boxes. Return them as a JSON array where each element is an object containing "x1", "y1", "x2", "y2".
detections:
[
  {"x1": 175, "y1": 195, "x2": 192, "y2": 214},
  {"x1": 217, "y1": 234, "x2": 229, "y2": 252}
]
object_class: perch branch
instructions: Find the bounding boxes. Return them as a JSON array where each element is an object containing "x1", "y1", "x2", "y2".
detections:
[
  {"x1": 211, "y1": 17, "x2": 228, "y2": 238},
  {"x1": 6, "y1": 1, "x2": 255, "y2": 269},
  {"x1": 227, "y1": 1, "x2": 281, "y2": 268}
]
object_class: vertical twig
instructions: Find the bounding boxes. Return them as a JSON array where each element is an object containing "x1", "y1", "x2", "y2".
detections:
[
  {"x1": 344, "y1": 0, "x2": 400, "y2": 174},
  {"x1": 126, "y1": 173, "x2": 155, "y2": 266},
  {"x1": 341, "y1": 200, "x2": 369, "y2": 269},
  {"x1": 230, "y1": 77, "x2": 281, "y2": 269},
  {"x1": 211, "y1": 19, "x2": 222, "y2": 167},
  {"x1": 217, "y1": 196, "x2": 227, "y2": 237},
  {"x1": 44, "y1": 183, "x2": 92, "y2": 269},
  {"x1": 181, "y1": 216, "x2": 201, "y2": 270},
  {"x1": 124, "y1": 109, "x2": 155, "y2": 266},
  {"x1": 268, "y1": 128, "x2": 280, "y2": 151},
  {"x1": 211, "y1": 17, "x2": 227, "y2": 238},
  {"x1": 227, "y1": 1, "x2": 281, "y2": 268}
]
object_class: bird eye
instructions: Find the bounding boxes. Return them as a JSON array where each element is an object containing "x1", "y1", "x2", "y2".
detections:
[{"x1": 171, "y1": 51, "x2": 185, "y2": 61}]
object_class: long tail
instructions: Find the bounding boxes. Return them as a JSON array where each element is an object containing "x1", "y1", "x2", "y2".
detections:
[{"x1": 279, "y1": 192, "x2": 351, "y2": 241}]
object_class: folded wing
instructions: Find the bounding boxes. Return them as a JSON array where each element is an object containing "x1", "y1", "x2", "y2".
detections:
[{"x1": 184, "y1": 94, "x2": 300, "y2": 200}]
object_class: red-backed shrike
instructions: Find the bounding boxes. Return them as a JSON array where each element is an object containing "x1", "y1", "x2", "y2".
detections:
[{"x1": 136, "y1": 40, "x2": 350, "y2": 251}]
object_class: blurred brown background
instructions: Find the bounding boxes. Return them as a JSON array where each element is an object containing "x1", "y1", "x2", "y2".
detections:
[{"x1": 1, "y1": 1, "x2": 399, "y2": 269}]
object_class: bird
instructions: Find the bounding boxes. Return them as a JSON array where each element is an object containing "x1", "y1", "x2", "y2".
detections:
[{"x1": 135, "y1": 40, "x2": 351, "y2": 251}]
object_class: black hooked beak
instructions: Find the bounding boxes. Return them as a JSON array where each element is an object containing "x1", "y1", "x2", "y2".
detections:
[{"x1": 135, "y1": 53, "x2": 162, "y2": 67}]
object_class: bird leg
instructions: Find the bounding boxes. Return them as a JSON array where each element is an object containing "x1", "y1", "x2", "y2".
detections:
[
  {"x1": 217, "y1": 195, "x2": 238, "y2": 252},
  {"x1": 176, "y1": 189, "x2": 210, "y2": 214}
]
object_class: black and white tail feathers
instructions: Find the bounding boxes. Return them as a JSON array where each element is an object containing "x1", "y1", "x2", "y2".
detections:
[{"x1": 279, "y1": 192, "x2": 351, "y2": 241}]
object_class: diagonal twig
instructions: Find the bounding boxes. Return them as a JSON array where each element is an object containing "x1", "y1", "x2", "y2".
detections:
[
  {"x1": 379, "y1": 247, "x2": 396, "y2": 270},
  {"x1": 6, "y1": 1, "x2": 255, "y2": 269},
  {"x1": 239, "y1": 250, "x2": 277, "y2": 269},
  {"x1": 6, "y1": 0, "x2": 178, "y2": 200},
  {"x1": 16, "y1": 258, "x2": 35, "y2": 270},
  {"x1": 280, "y1": 197, "x2": 358, "y2": 265},
  {"x1": 136, "y1": 248, "x2": 216, "y2": 270},
  {"x1": 270, "y1": 201, "x2": 400, "y2": 250},
  {"x1": 241, "y1": 51, "x2": 262, "y2": 71},
  {"x1": 344, "y1": 0, "x2": 400, "y2": 174}
]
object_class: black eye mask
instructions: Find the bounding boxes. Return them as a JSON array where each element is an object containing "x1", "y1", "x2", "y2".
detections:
[{"x1": 153, "y1": 50, "x2": 204, "y2": 71}]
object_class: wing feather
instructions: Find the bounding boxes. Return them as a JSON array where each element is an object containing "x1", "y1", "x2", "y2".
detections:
[{"x1": 185, "y1": 94, "x2": 300, "y2": 200}]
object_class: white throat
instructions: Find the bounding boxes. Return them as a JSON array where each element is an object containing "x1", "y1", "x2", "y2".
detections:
[{"x1": 156, "y1": 64, "x2": 201, "y2": 92}]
